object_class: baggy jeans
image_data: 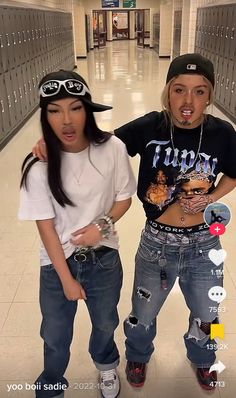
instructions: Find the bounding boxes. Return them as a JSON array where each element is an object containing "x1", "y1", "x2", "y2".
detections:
[
  {"x1": 124, "y1": 224, "x2": 223, "y2": 368},
  {"x1": 35, "y1": 247, "x2": 122, "y2": 398}
]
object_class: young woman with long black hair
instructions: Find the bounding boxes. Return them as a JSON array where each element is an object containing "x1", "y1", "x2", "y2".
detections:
[{"x1": 19, "y1": 70, "x2": 136, "y2": 398}]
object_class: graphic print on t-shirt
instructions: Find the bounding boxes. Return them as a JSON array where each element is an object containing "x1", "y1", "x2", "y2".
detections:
[
  {"x1": 145, "y1": 170, "x2": 175, "y2": 209},
  {"x1": 144, "y1": 138, "x2": 217, "y2": 211}
]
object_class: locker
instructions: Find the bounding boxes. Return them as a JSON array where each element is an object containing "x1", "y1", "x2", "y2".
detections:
[
  {"x1": 0, "y1": 73, "x2": 11, "y2": 136},
  {"x1": 224, "y1": 60, "x2": 233, "y2": 110},
  {"x1": 229, "y1": 62, "x2": 235, "y2": 116},
  {"x1": 223, "y1": 6, "x2": 230, "y2": 59},
  {"x1": 219, "y1": 6, "x2": 226, "y2": 58},
  {"x1": 205, "y1": 7, "x2": 210, "y2": 53},
  {"x1": 21, "y1": 13, "x2": 30, "y2": 63},
  {"x1": 217, "y1": 56, "x2": 225, "y2": 105},
  {"x1": 0, "y1": 32, "x2": 4, "y2": 73},
  {"x1": 30, "y1": 59, "x2": 38, "y2": 106},
  {"x1": 4, "y1": 70, "x2": 17, "y2": 128},
  {"x1": 209, "y1": 8, "x2": 215, "y2": 53},
  {"x1": 21, "y1": 63, "x2": 30, "y2": 114},
  {"x1": 25, "y1": 61, "x2": 34, "y2": 108},
  {"x1": 10, "y1": 68, "x2": 20, "y2": 123},
  {"x1": 1, "y1": 8, "x2": 13, "y2": 70},
  {"x1": 215, "y1": 7, "x2": 221, "y2": 56},
  {"x1": 228, "y1": 4, "x2": 236, "y2": 60},
  {"x1": 17, "y1": 65, "x2": 27, "y2": 117},
  {"x1": 28, "y1": 9, "x2": 36, "y2": 59},
  {"x1": 14, "y1": 9, "x2": 23, "y2": 66}
]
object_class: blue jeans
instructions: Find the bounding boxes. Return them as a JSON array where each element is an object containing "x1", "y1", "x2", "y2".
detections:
[
  {"x1": 124, "y1": 224, "x2": 223, "y2": 368},
  {"x1": 35, "y1": 247, "x2": 122, "y2": 398}
]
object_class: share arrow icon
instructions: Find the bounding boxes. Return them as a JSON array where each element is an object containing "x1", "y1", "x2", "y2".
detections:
[{"x1": 209, "y1": 360, "x2": 226, "y2": 374}]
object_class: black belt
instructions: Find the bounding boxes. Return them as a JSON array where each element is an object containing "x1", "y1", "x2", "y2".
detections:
[{"x1": 73, "y1": 246, "x2": 113, "y2": 262}]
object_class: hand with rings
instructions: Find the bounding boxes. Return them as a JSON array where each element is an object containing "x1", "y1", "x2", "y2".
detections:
[
  {"x1": 32, "y1": 138, "x2": 47, "y2": 161},
  {"x1": 179, "y1": 194, "x2": 214, "y2": 214}
]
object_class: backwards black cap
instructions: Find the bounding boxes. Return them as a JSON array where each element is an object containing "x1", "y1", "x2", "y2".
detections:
[{"x1": 166, "y1": 53, "x2": 215, "y2": 88}]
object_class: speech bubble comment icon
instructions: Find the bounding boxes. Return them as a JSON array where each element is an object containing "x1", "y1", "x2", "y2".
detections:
[{"x1": 208, "y1": 286, "x2": 227, "y2": 303}]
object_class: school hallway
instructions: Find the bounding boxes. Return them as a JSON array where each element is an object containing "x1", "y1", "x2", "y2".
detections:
[{"x1": 0, "y1": 40, "x2": 236, "y2": 398}]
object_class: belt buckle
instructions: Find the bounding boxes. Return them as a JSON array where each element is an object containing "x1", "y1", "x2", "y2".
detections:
[{"x1": 74, "y1": 247, "x2": 89, "y2": 262}]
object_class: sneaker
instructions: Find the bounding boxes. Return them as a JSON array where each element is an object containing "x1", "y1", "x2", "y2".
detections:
[
  {"x1": 100, "y1": 368, "x2": 120, "y2": 398},
  {"x1": 125, "y1": 361, "x2": 147, "y2": 387},
  {"x1": 196, "y1": 367, "x2": 217, "y2": 390}
]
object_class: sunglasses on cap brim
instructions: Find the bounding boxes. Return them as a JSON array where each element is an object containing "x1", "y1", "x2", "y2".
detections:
[{"x1": 39, "y1": 79, "x2": 91, "y2": 97}]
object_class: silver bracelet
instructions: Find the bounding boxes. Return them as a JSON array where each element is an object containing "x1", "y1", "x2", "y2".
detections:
[
  {"x1": 92, "y1": 222, "x2": 103, "y2": 235},
  {"x1": 92, "y1": 215, "x2": 114, "y2": 239}
]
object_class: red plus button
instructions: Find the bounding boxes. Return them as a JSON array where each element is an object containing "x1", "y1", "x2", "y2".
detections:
[{"x1": 209, "y1": 223, "x2": 226, "y2": 236}]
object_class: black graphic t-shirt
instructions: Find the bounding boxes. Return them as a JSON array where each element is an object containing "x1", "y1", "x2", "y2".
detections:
[{"x1": 115, "y1": 111, "x2": 236, "y2": 220}]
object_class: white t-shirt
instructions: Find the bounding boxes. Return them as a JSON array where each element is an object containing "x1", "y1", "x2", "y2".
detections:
[{"x1": 18, "y1": 135, "x2": 136, "y2": 266}]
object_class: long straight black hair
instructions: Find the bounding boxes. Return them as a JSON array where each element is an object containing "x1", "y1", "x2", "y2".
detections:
[{"x1": 20, "y1": 101, "x2": 112, "y2": 207}]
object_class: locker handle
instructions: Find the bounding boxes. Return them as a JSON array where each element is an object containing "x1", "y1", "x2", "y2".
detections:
[
  {"x1": 231, "y1": 82, "x2": 235, "y2": 93},
  {"x1": 7, "y1": 95, "x2": 11, "y2": 108},
  {"x1": 31, "y1": 29, "x2": 35, "y2": 40},
  {"x1": 18, "y1": 31, "x2": 22, "y2": 44},
  {"x1": 22, "y1": 30, "x2": 26, "y2": 42},
  {"x1": 220, "y1": 26, "x2": 224, "y2": 37},
  {"x1": 216, "y1": 73, "x2": 220, "y2": 84},
  {"x1": 27, "y1": 30, "x2": 31, "y2": 41},
  {"x1": 231, "y1": 28, "x2": 235, "y2": 40},
  {"x1": 0, "y1": 99, "x2": 4, "y2": 113},
  {"x1": 12, "y1": 32, "x2": 16, "y2": 45},
  {"x1": 24, "y1": 83, "x2": 27, "y2": 95},
  {"x1": 225, "y1": 27, "x2": 229, "y2": 38},
  {"x1": 216, "y1": 26, "x2": 219, "y2": 36},
  {"x1": 220, "y1": 76, "x2": 225, "y2": 86},
  {"x1": 6, "y1": 33, "x2": 10, "y2": 46},
  {"x1": 226, "y1": 78, "x2": 230, "y2": 89},
  {"x1": 28, "y1": 80, "x2": 32, "y2": 91},
  {"x1": 32, "y1": 77, "x2": 36, "y2": 87},
  {"x1": 19, "y1": 87, "x2": 23, "y2": 98},
  {"x1": 0, "y1": 35, "x2": 3, "y2": 48},
  {"x1": 13, "y1": 91, "x2": 17, "y2": 103},
  {"x1": 212, "y1": 26, "x2": 215, "y2": 36}
]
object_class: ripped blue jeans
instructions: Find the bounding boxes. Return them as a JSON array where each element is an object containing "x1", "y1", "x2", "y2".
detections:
[{"x1": 124, "y1": 223, "x2": 223, "y2": 368}]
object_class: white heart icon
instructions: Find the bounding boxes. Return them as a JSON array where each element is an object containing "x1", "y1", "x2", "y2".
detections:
[{"x1": 208, "y1": 249, "x2": 227, "y2": 266}]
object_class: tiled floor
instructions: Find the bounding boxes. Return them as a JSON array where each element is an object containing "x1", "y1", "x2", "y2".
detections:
[{"x1": 0, "y1": 41, "x2": 235, "y2": 398}]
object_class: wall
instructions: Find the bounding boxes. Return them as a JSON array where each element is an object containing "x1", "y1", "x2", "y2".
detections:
[
  {"x1": 179, "y1": 0, "x2": 189, "y2": 54},
  {"x1": 129, "y1": 10, "x2": 135, "y2": 39},
  {"x1": 159, "y1": 2, "x2": 172, "y2": 56},
  {"x1": 73, "y1": 2, "x2": 87, "y2": 57},
  {"x1": 149, "y1": 7, "x2": 159, "y2": 48}
]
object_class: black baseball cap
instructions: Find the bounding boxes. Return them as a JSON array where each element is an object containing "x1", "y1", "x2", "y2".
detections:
[
  {"x1": 166, "y1": 53, "x2": 215, "y2": 88},
  {"x1": 39, "y1": 70, "x2": 112, "y2": 112}
]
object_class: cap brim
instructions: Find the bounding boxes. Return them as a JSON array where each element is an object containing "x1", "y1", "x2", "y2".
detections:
[{"x1": 82, "y1": 98, "x2": 112, "y2": 112}]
